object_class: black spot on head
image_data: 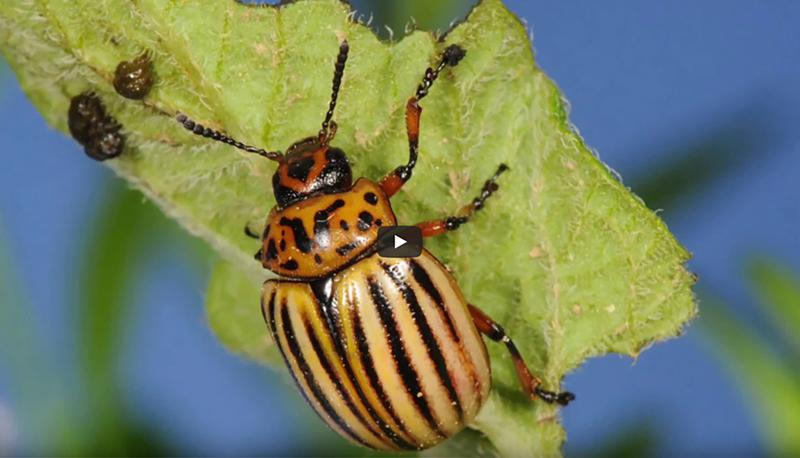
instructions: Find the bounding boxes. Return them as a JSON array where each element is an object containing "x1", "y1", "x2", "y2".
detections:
[
  {"x1": 357, "y1": 211, "x2": 373, "y2": 231},
  {"x1": 272, "y1": 146, "x2": 352, "y2": 207},
  {"x1": 287, "y1": 156, "x2": 316, "y2": 182},
  {"x1": 318, "y1": 148, "x2": 352, "y2": 192},
  {"x1": 272, "y1": 177, "x2": 303, "y2": 209},
  {"x1": 280, "y1": 259, "x2": 299, "y2": 271},
  {"x1": 340, "y1": 220, "x2": 349, "y2": 230},
  {"x1": 364, "y1": 192, "x2": 378, "y2": 205},
  {"x1": 314, "y1": 254, "x2": 322, "y2": 265}
]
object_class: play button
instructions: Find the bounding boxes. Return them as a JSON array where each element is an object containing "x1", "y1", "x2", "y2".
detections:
[{"x1": 378, "y1": 226, "x2": 423, "y2": 258}]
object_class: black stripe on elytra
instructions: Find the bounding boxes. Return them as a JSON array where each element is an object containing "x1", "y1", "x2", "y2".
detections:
[
  {"x1": 310, "y1": 279, "x2": 416, "y2": 450},
  {"x1": 280, "y1": 217, "x2": 312, "y2": 253},
  {"x1": 287, "y1": 156, "x2": 315, "y2": 182},
  {"x1": 367, "y1": 277, "x2": 445, "y2": 437},
  {"x1": 301, "y1": 315, "x2": 391, "y2": 448},
  {"x1": 336, "y1": 241, "x2": 359, "y2": 256},
  {"x1": 314, "y1": 199, "x2": 346, "y2": 246},
  {"x1": 260, "y1": 289, "x2": 270, "y2": 324},
  {"x1": 410, "y1": 260, "x2": 461, "y2": 344},
  {"x1": 352, "y1": 305, "x2": 418, "y2": 446},
  {"x1": 382, "y1": 262, "x2": 464, "y2": 421},
  {"x1": 265, "y1": 293, "x2": 317, "y2": 421},
  {"x1": 410, "y1": 260, "x2": 482, "y2": 391},
  {"x1": 281, "y1": 305, "x2": 370, "y2": 447}
]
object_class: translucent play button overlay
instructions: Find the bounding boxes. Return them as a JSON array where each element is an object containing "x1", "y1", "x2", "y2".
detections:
[{"x1": 378, "y1": 226, "x2": 423, "y2": 258}]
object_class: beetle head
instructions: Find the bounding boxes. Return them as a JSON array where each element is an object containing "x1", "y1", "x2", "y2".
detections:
[{"x1": 271, "y1": 137, "x2": 352, "y2": 208}]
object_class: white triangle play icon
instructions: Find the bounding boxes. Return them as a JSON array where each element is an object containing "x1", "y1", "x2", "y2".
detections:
[{"x1": 377, "y1": 227, "x2": 423, "y2": 258}]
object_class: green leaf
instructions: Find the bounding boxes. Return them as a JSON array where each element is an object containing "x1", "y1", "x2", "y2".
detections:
[
  {"x1": 746, "y1": 257, "x2": 800, "y2": 354},
  {"x1": 574, "y1": 419, "x2": 658, "y2": 458},
  {"x1": 76, "y1": 180, "x2": 177, "y2": 455},
  {"x1": 1, "y1": 0, "x2": 697, "y2": 455},
  {"x1": 207, "y1": 260, "x2": 283, "y2": 366},
  {"x1": 0, "y1": 226, "x2": 78, "y2": 453},
  {"x1": 353, "y1": 0, "x2": 475, "y2": 39},
  {"x1": 699, "y1": 297, "x2": 800, "y2": 456}
]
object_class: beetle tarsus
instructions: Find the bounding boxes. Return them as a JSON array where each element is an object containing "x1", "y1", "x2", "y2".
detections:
[
  {"x1": 535, "y1": 386, "x2": 576, "y2": 406},
  {"x1": 416, "y1": 164, "x2": 509, "y2": 237},
  {"x1": 468, "y1": 303, "x2": 574, "y2": 407},
  {"x1": 443, "y1": 44, "x2": 466, "y2": 66},
  {"x1": 380, "y1": 44, "x2": 466, "y2": 197}
]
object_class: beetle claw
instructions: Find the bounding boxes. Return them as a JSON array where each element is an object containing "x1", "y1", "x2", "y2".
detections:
[{"x1": 534, "y1": 386, "x2": 575, "y2": 406}]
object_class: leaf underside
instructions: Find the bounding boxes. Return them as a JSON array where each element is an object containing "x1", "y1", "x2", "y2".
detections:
[{"x1": 0, "y1": 0, "x2": 697, "y2": 455}]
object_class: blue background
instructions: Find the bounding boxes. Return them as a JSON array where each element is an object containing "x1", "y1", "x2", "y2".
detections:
[{"x1": 1, "y1": 1, "x2": 799, "y2": 455}]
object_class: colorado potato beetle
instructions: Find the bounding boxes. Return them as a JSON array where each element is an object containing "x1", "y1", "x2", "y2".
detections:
[
  {"x1": 67, "y1": 92, "x2": 125, "y2": 161},
  {"x1": 176, "y1": 41, "x2": 573, "y2": 451}
]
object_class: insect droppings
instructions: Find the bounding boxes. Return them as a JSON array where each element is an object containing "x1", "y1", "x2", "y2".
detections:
[
  {"x1": 67, "y1": 92, "x2": 125, "y2": 161},
  {"x1": 113, "y1": 53, "x2": 154, "y2": 100}
]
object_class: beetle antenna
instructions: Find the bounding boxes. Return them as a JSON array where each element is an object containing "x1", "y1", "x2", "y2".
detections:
[
  {"x1": 176, "y1": 114, "x2": 284, "y2": 162},
  {"x1": 319, "y1": 40, "x2": 349, "y2": 144}
]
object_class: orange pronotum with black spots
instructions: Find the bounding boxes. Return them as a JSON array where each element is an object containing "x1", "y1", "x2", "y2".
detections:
[
  {"x1": 262, "y1": 177, "x2": 396, "y2": 278},
  {"x1": 175, "y1": 40, "x2": 574, "y2": 451}
]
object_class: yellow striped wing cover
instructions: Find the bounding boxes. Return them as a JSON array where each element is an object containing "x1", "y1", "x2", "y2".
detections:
[{"x1": 262, "y1": 249, "x2": 491, "y2": 451}]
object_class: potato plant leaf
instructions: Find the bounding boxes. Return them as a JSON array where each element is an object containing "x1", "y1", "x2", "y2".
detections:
[{"x1": 0, "y1": 0, "x2": 697, "y2": 455}]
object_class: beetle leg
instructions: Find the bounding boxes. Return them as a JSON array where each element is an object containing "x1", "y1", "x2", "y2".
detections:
[
  {"x1": 380, "y1": 45, "x2": 466, "y2": 198},
  {"x1": 254, "y1": 248, "x2": 263, "y2": 262},
  {"x1": 416, "y1": 164, "x2": 508, "y2": 237},
  {"x1": 468, "y1": 303, "x2": 575, "y2": 406}
]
